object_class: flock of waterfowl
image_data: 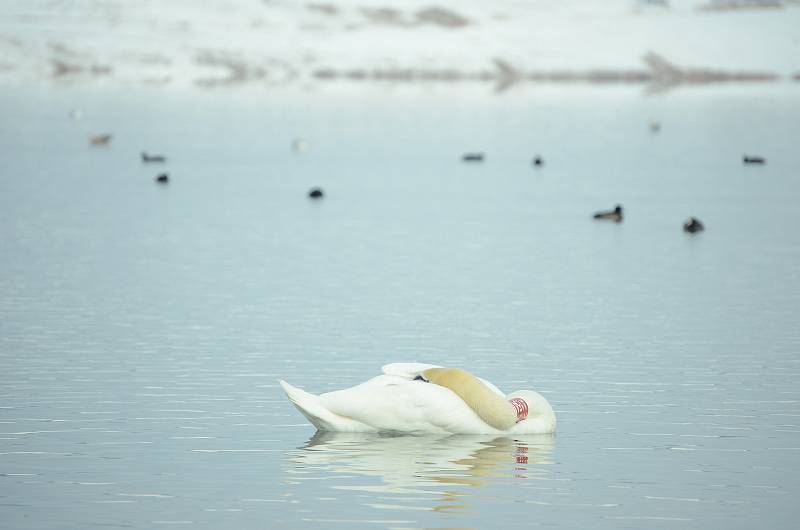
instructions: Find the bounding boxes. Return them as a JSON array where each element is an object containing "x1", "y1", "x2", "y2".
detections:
[
  {"x1": 459, "y1": 142, "x2": 769, "y2": 234},
  {"x1": 590, "y1": 205, "x2": 704, "y2": 233},
  {"x1": 88, "y1": 133, "x2": 170, "y2": 183},
  {"x1": 462, "y1": 152, "x2": 545, "y2": 167},
  {"x1": 88, "y1": 127, "x2": 767, "y2": 235}
]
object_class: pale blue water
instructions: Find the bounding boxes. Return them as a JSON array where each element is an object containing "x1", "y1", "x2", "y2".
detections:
[{"x1": 1, "y1": 84, "x2": 800, "y2": 529}]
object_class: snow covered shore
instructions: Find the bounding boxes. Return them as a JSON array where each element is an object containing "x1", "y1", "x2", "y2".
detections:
[{"x1": 0, "y1": 0, "x2": 798, "y2": 90}]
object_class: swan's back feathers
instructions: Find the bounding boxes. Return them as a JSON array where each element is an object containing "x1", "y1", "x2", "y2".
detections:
[
  {"x1": 317, "y1": 375, "x2": 467, "y2": 433},
  {"x1": 422, "y1": 368, "x2": 517, "y2": 431}
]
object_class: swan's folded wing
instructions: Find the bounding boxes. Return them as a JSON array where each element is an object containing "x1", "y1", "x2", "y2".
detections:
[
  {"x1": 317, "y1": 375, "x2": 417, "y2": 427},
  {"x1": 319, "y1": 376, "x2": 496, "y2": 433},
  {"x1": 382, "y1": 363, "x2": 442, "y2": 379}
]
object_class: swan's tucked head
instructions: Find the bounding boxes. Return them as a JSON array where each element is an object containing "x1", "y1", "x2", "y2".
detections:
[{"x1": 507, "y1": 390, "x2": 557, "y2": 433}]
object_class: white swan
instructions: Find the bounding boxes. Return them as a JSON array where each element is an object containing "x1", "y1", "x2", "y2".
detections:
[{"x1": 279, "y1": 363, "x2": 556, "y2": 435}]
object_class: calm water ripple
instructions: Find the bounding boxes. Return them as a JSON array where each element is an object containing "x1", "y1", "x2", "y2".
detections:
[{"x1": 1, "y1": 85, "x2": 800, "y2": 529}]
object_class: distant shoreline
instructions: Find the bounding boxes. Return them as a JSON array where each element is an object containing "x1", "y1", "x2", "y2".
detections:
[{"x1": 1, "y1": 0, "x2": 798, "y2": 91}]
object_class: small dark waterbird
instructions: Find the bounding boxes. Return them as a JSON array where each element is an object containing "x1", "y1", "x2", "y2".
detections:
[
  {"x1": 683, "y1": 217, "x2": 704, "y2": 233},
  {"x1": 142, "y1": 152, "x2": 167, "y2": 163},
  {"x1": 593, "y1": 204, "x2": 623, "y2": 222},
  {"x1": 532, "y1": 156, "x2": 544, "y2": 167},
  {"x1": 308, "y1": 188, "x2": 324, "y2": 199},
  {"x1": 155, "y1": 173, "x2": 169, "y2": 184},
  {"x1": 462, "y1": 153, "x2": 484, "y2": 162},
  {"x1": 743, "y1": 155, "x2": 766, "y2": 165}
]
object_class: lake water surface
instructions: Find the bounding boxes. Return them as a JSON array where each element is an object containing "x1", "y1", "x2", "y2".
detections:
[{"x1": 1, "y1": 84, "x2": 799, "y2": 529}]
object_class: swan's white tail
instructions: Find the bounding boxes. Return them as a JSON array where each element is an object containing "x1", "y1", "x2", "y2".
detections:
[{"x1": 279, "y1": 380, "x2": 367, "y2": 432}]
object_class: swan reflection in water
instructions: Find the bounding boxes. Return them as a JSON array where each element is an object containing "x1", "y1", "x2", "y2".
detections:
[{"x1": 284, "y1": 432, "x2": 555, "y2": 512}]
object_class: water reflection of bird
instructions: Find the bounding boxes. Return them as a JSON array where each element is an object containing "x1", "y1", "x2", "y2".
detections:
[
  {"x1": 280, "y1": 363, "x2": 556, "y2": 434},
  {"x1": 285, "y1": 432, "x2": 554, "y2": 511}
]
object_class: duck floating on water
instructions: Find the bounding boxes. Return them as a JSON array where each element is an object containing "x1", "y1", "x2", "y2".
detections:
[
  {"x1": 155, "y1": 173, "x2": 169, "y2": 183},
  {"x1": 142, "y1": 152, "x2": 167, "y2": 163},
  {"x1": 593, "y1": 204, "x2": 623, "y2": 222},
  {"x1": 743, "y1": 155, "x2": 766, "y2": 165},
  {"x1": 683, "y1": 217, "x2": 704, "y2": 233},
  {"x1": 89, "y1": 133, "x2": 112, "y2": 146},
  {"x1": 308, "y1": 188, "x2": 324, "y2": 199},
  {"x1": 462, "y1": 153, "x2": 485, "y2": 162},
  {"x1": 280, "y1": 363, "x2": 556, "y2": 435},
  {"x1": 532, "y1": 156, "x2": 544, "y2": 167}
]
